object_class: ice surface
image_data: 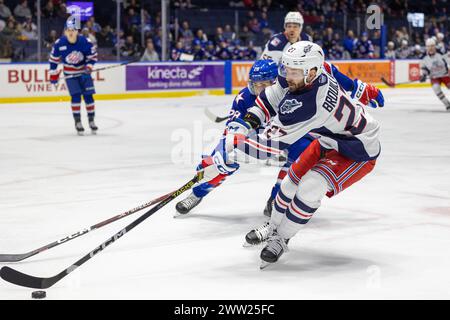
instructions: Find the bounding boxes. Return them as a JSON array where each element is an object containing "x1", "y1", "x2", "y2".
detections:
[{"x1": 0, "y1": 88, "x2": 449, "y2": 299}]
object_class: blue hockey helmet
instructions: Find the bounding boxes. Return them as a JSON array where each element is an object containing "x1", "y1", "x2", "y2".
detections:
[{"x1": 248, "y1": 59, "x2": 278, "y2": 95}]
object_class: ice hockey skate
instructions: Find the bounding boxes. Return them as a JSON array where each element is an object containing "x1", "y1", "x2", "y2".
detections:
[
  {"x1": 260, "y1": 232, "x2": 289, "y2": 269},
  {"x1": 175, "y1": 192, "x2": 202, "y2": 217}
]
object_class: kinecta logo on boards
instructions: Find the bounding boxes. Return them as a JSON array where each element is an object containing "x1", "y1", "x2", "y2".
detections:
[{"x1": 147, "y1": 66, "x2": 204, "y2": 80}]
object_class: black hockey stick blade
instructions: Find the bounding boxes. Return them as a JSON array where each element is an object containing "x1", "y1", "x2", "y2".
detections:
[
  {"x1": 204, "y1": 107, "x2": 229, "y2": 123},
  {"x1": 0, "y1": 176, "x2": 198, "y2": 289},
  {"x1": 0, "y1": 267, "x2": 54, "y2": 289},
  {"x1": 381, "y1": 77, "x2": 395, "y2": 87}
]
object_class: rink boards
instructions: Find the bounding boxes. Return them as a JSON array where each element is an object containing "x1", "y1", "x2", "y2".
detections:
[{"x1": 0, "y1": 59, "x2": 429, "y2": 103}]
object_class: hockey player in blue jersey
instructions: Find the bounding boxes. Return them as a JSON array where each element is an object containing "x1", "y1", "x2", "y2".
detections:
[
  {"x1": 261, "y1": 11, "x2": 312, "y2": 64},
  {"x1": 49, "y1": 19, "x2": 98, "y2": 135}
]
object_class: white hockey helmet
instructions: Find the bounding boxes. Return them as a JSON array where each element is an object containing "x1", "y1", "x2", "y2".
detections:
[
  {"x1": 284, "y1": 11, "x2": 304, "y2": 27},
  {"x1": 426, "y1": 38, "x2": 436, "y2": 47},
  {"x1": 280, "y1": 41, "x2": 324, "y2": 84},
  {"x1": 437, "y1": 32, "x2": 444, "y2": 41}
]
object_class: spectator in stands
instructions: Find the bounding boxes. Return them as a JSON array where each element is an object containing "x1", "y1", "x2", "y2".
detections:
[
  {"x1": 21, "y1": 16, "x2": 37, "y2": 40},
  {"x1": 42, "y1": 0, "x2": 56, "y2": 18},
  {"x1": 204, "y1": 40, "x2": 217, "y2": 60},
  {"x1": 192, "y1": 39, "x2": 207, "y2": 60},
  {"x1": 13, "y1": 0, "x2": 31, "y2": 22},
  {"x1": 1, "y1": 18, "x2": 15, "y2": 38},
  {"x1": 371, "y1": 30, "x2": 381, "y2": 58},
  {"x1": 82, "y1": 27, "x2": 97, "y2": 45},
  {"x1": 343, "y1": 30, "x2": 357, "y2": 58},
  {"x1": 243, "y1": 41, "x2": 257, "y2": 60},
  {"x1": 124, "y1": 8, "x2": 140, "y2": 32},
  {"x1": 215, "y1": 40, "x2": 232, "y2": 60},
  {"x1": 385, "y1": 41, "x2": 396, "y2": 59},
  {"x1": 0, "y1": 0, "x2": 12, "y2": 20},
  {"x1": 223, "y1": 24, "x2": 236, "y2": 42},
  {"x1": 86, "y1": 17, "x2": 102, "y2": 34},
  {"x1": 97, "y1": 25, "x2": 115, "y2": 47},
  {"x1": 328, "y1": 33, "x2": 344, "y2": 60},
  {"x1": 141, "y1": 39, "x2": 159, "y2": 61},
  {"x1": 239, "y1": 25, "x2": 255, "y2": 46},
  {"x1": 409, "y1": 44, "x2": 423, "y2": 59},
  {"x1": 231, "y1": 39, "x2": 244, "y2": 60},
  {"x1": 44, "y1": 29, "x2": 58, "y2": 49},
  {"x1": 259, "y1": 11, "x2": 269, "y2": 31},
  {"x1": 180, "y1": 20, "x2": 194, "y2": 48},
  {"x1": 322, "y1": 27, "x2": 334, "y2": 53},
  {"x1": 152, "y1": 28, "x2": 163, "y2": 54},
  {"x1": 355, "y1": 32, "x2": 374, "y2": 58},
  {"x1": 214, "y1": 27, "x2": 225, "y2": 44},
  {"x1": 171, "y1": 40, "x2": 185, "y2": 61},
  {"x1": 194, "y1": 28, "x2": 208, "y2": 46},
  {"x1": 395, "y1": 39, "x2": 410, "y2": 59},
  {"x1": 121, "y1": 35, "x2": 140, "y2": 58},
  {"x1": 247, "y1": 17, "x2": 261, "y2": 33}
]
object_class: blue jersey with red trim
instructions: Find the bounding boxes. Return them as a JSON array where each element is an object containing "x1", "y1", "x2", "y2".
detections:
[{"x1": 49, "y1": 35, "x2": 97, "y2": 75}]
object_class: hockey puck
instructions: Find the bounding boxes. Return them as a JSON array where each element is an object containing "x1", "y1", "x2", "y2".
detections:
[{"x1": 31, "y1": 290, "x2": 46, "y2": 299}]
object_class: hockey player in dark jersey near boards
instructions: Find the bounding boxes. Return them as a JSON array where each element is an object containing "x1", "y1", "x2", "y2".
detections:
[{"x1": 261, "y1": 11, "x2": 312, "y2": 64}]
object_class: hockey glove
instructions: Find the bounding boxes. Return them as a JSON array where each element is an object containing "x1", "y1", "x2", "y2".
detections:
[
  {"x1": 224, "y1": 118, "x2": 251, "y2": 152},
  {"x1": 196, "y1": 151, "x2": 239, "y2": 183},
  {"x1": 49, "y1": 70, "x2": 60, "y2": 85},
  {"x1": 351, "y1": 79, "x2": 385, "y2": 108}
]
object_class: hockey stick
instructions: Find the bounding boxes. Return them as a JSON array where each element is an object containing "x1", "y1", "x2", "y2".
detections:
[
  {"x1": 58, "y1": 58, "x2": 139, "y2": 81},
  {"x1": 0, "y1": 175, "x2": 198, "y2": 289},
  {"x1": 381, "y1": 77, "x2": 421, "y2": 88},
  {"x1": 204, "y1": 107, "x2": 229, "y2": 123},
  {"x1": 0, "y1": 190, "x2": 173, "y2": 263}
]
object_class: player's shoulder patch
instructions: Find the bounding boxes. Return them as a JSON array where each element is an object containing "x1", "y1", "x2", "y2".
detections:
[
  {"x1": 317, "y1": 73, "x2": 328, "y2": 86},
  {"x1": 268, "y1": 33, "x2": 288, "y2": 50}
]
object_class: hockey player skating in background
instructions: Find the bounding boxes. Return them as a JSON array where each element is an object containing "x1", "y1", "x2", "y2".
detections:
[
  {"x1": 201, "y1": 42, "x2": 381, "y2": 268},
  {"x1": 49, "y1": 19, "x2": 98, "y2": 135},
  {"x1": 420, "y1": 38, "x2": 450, "y2": 111},
  {"x1": 260, "y1": 11, "x2": 312, "y2": 63}
]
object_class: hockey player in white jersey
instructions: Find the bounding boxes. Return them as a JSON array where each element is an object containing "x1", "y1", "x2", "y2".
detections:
[
  {"x1": 222, "y1": 41, "x2": 381, "y2": 268},
  {"x1": 260, "y1": 11, "x2": 312, "y2": 64},
  {"x1": 420, "y1": 38, "x2": 450, "y2": 111}
]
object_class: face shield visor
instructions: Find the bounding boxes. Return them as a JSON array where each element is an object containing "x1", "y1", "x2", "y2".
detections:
[
  {"x1": 278, "y1": 64, "x2": 305, "y2": 82},
  {"x1": 249, "y1": 79, "x2": 273, "y2": 96}
]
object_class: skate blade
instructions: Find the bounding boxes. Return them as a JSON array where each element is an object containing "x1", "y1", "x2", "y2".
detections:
[
  {"x1": 260, "y1": 260, "x2": 273, "y2": 270},
  {"x1": 173, "y1": 212, "x2": 188, "y2": 219},
  {"x1": 91, "y1": 130, "x2": 97, "y2": 135},
  {"x1": 77, "y1": 131, "x2": 84, "y2": 136}
]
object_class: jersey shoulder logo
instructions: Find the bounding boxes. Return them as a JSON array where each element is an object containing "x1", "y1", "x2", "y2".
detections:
[
  {"x1": 280, "y1": 98, "x2": 302, "y2": 114},
  {"x1": 65, "y1": 51, "x2": 84, "y2": 64},
  {"x1": 270, "y1": 37, "x2": 281, "y2": 47}
]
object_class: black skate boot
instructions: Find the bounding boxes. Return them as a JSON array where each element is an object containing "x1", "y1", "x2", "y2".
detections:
[
  {"x1": 175, "y1": 192, "x2": 202, "y2": 216},
  {"x1": 244, "y1": 221, "x2": 273, "y2": 247},
  {"x1": 260, "y1": 231, "x2": 289, "y2": 269},
  {"x1": 263, "y1": 196, "x2": 273, "y2": 217},
  {"x1": 89, "y1": 119, "x2": 98, "y2": 135},
  {"x1": 75, "y1": 120, "x2": 84, "y2": 136}
]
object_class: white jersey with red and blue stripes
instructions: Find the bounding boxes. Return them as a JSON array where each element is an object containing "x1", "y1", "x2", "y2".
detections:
[
  {"x1": 248, "y1": 66, "x2": 381, "y2": 162},
  {"x1": 49, "y1": 35, "x2": 97, "y2": 75}
]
